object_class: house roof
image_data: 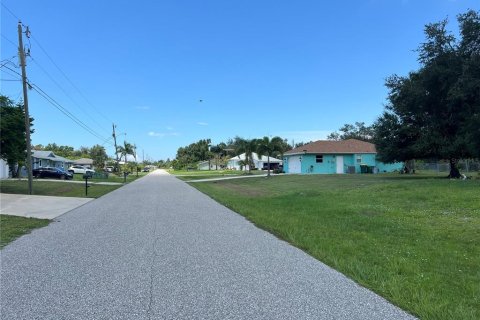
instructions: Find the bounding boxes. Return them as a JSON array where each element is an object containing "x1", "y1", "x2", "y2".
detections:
[
  {"x1": 285, "y1": 139, "x2": 377, "y2": 155},
  {"x1": 32, "y1": 150, "x2": 56, "y2": 159},
  {"x1": 73, "y1": 158, "x2": 94, "y2": 165},
  {"x1": 31, "y1": 150, "x2": 73, "y2": 162},
  {"x1": 229, "y1": 152, "x2": 283, "y2": 163}
]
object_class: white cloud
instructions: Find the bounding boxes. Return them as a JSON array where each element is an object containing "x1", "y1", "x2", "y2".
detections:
[
  {"x1": 148, "y1": 131, "x2": 179, "y2": 138},
  {"x1": 197, "y1": 122, "x2": 208, "y2": 126}
]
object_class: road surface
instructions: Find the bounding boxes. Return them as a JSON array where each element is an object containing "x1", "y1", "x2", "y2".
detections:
[{"x1": 1, "y1": 170, "x2": 416, "y2": 319}]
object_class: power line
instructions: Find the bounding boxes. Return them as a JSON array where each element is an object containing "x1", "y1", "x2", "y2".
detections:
[
  {"x1": 30, "y1": 35, "x2": 113, "y2": 123},
  {"x1": 1, "y1": 34, "x2": 17, "y2": 47},
  {"x1": 29, "y1": 57, "x2": 111, "y2": 135},
  {"x1": 29, "y1": 82, "x2": 112, "y2": 144},
  {"x1": 1, "y1": 3, "x2": 21, "y2": 21},
  {"x1": 1, "y1": 64, "x2": 22, "y2": 77}
]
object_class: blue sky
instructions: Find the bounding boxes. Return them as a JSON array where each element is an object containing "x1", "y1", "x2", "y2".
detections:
[{"x1": 1, "y1": 0, "x2": 477, "y2": 160}]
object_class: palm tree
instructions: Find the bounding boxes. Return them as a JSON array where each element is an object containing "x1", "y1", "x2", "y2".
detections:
[
  {"x1": 123, "y1": 141, "x2": 134, "y2": 163},
  {"x1": 233, "y1": 137, "x2": 257, "y2": 173},
  {"x1": 256, "y1": 136, "x2": 284, "y2": 177}
]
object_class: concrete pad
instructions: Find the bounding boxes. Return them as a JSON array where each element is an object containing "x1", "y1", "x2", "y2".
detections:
[{"x1": 0, "y1": 193, "x2": 94, "y2": 219}]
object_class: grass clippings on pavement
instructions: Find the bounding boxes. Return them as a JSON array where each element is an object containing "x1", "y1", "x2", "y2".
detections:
[
  {"x1": 191, "y1": 173, "x2": 480, "y2": 320},
  {"x1": 0, "y1": 214, "x2": 50, "y2": 248}
]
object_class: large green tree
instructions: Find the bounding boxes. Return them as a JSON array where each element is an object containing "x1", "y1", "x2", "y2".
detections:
[
  {"x1": 374, "y1": 10, "x2": 480, "y2": 178},
  {"x1": 175, "y1": 139, "x2": 211, "y2": 169},
  {"x1": 0, "y1": 96, "x2": 34, "y2": 177},
  {"x1": 89, "y1": 144, "x2": 108, "y2": 169}
]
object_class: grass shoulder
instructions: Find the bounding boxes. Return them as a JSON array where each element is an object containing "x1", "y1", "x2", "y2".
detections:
[
  {"x1": 190, "y1": 173, "x2": 480, "y2": 320},
  {"x1": 0, "y1": 180, "x2": 121, "y2": 198},
  {"x1": 169, "y1": 169, "x2": 268, "y2": 181},
  {"x1": 0, "y1": 214, "x2": 50, "y2": 248}
]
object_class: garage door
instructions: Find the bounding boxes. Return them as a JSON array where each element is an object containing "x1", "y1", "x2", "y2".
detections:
[{"x1": 288, "y1": 156, "x2": 301, "y2": 173}]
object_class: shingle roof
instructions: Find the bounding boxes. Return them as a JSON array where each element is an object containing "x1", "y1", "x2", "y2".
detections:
[
  {"x1": 31, "y1": 150, "x2": 73, "y2": 162},
  {"x1": 285, "y1": 139, "x2": 377, "y2": 155},
  {"x1": 31, "y1": 150, "x2": 56, "y2": 159}
]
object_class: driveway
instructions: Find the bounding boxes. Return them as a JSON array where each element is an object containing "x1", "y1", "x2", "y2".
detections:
[
  {"x1": 0, "y1": 193, "x2": 94, "y2": 219},
  {"x1": 0, "y1": 169, "x2": 416, "y2": 319}
]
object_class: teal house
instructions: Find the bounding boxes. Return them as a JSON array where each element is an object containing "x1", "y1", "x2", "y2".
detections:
[{"x1": 283, "y1": 139, "x2": 402, "y2": 174}]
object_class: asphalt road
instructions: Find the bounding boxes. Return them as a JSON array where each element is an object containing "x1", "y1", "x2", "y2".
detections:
[{"x1": 0, "y1": 170, "x2": 416, "y2": 319}]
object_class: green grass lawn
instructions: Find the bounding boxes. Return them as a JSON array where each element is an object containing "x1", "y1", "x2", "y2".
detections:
[
  {"x1": 0, "y1": 215, "x2": 50, "y2": 248},
  {"x1": 71, "y1": 171, "x2": 147, "y2": 183},
  {"x1": 191, "y1": 173, "x2": 480, "y2": 320},
  {"x1": 170, "y1": 169, "x2": 267, "y2": 181},
  {"x1": 0, "y1": 180, "x2": 121, "y2": 198}
]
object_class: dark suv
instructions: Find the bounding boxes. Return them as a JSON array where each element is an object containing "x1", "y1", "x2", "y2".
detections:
[{"x1": 32, "y1": 167, "x2": 73, "y2": 180}]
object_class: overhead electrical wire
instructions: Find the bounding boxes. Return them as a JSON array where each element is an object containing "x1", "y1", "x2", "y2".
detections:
[
  {"x1": 1, "y1": 3, "x2": 118, "y2": 148},
  {"x1": 1, "y1": 34, "x2": 17, "y2": 47},
  {"x1": 29, "y1": 82, "x2": 113, "y2": 146},
  {"x1": 30, "y1": 35, "x2": 113, "y2": 124},
  {"x1": 1, "y1": 3, "x2": 21, "y2": 21},
  {"x1": 29, "y1": 57, "x2": 111, "y2": 135}
]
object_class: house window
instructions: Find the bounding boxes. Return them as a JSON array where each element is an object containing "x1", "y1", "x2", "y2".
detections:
[
  {"x1": 356, "y1": 155, "x2": 362, "y2": 163},
  {"x1": 316, "y1": 155, "x2": 323, "y2": 163}
]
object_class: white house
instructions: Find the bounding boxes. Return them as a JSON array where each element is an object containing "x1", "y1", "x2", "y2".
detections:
[
  {"x1": 198, "y1": 159, "x2": 225, "y2": 171},
  {"x1": 0, "y1": 159, "x2": 10, "y2": 179},
  {"x1": 227, "y1": 153, "x2": 283, "y2": 171}
]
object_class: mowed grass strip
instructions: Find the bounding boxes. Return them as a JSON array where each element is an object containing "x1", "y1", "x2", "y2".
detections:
[
  {"x1": 0, "y1": 215, "x2": 50, "y2": 248},
  {"x1": 191, "y1": 174, "x2": 480, "y2": 320},
  {"x1": 0, "y1": 180, "x2": 121, "y2": 198},
  {"x1": 170, "y1": 169, "x2": 266, "y2": 181}
]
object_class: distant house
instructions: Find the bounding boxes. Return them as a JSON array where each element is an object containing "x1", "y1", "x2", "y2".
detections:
[
  {"x1": 198, "y1": 159, "x2": 224, "y2": 171},
  {"x1": 283, "y1": 139, "x2": 402, "y2": 174},
  {"x1": 31, "y1": 151, "x2": 74, "y2": 170},
  {"x1": 227, "y1": 152, "x2": 283, "y2": 171},
  {"x1": 73, "y1": 158, "x2": 94, "y2": 169}
]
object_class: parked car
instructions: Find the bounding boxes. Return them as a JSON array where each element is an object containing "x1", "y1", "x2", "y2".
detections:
[
  {"x1": 68, "y1": 165, "x2": 95, "y2": 175},
  {"x1": 142, "y1": 167, "x2": 150, "y2": 172},
  {"x1": 33, "y1": 167, "x2": 73, "y2": 180}
]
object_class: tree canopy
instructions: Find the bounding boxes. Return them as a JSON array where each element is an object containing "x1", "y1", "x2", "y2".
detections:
[
  {"x1": 374, "y1": 10, "x2": 480, "y2": 178},
  {"x1": 327, "y1": 122, "x2": 375, "y2": 142},
  {"x1": 0, "y1": 96, "x2": 34, "y2": 177}
]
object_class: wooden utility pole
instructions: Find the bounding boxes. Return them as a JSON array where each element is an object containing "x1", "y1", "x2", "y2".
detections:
[
  {"x1": 112, "y1": 123, "x2": 119, "y2": 172},
  {"x1": 18, "y1": 21, "x2": 33, "y2": 195}
]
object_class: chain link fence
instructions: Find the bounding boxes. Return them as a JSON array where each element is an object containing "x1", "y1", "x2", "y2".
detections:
[{"x1": 416, "y1": 159, "x2": 480, "y2": 173}]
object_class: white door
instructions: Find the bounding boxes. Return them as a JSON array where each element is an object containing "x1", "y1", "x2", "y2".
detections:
[
  {"x1": 289, "y1": 156, "x2": 301, "y2": 173},
  {"x1": 336, "y1": 156, "x2": 344, "y2": 174}
]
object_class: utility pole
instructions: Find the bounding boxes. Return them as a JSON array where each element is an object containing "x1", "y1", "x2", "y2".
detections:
[
  {"x1": 112, "y1": 123, "x2": 119, "y2": 172},
  {"x1": 18, "y1": 21, "x2": 33, "y2": 195}
]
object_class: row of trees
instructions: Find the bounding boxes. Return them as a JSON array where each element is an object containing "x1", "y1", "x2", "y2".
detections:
[{"x1": 173, "y1": 136, "x2": 291, "y2": 176}]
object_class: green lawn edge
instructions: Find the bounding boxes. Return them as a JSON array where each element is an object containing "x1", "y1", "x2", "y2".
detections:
[
  {"x1": 0, "y1": 215, "x2": 51, "y2": 248},
  {"x1": 190, "y1": 174, "x2": 480, "y2": 320}
]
